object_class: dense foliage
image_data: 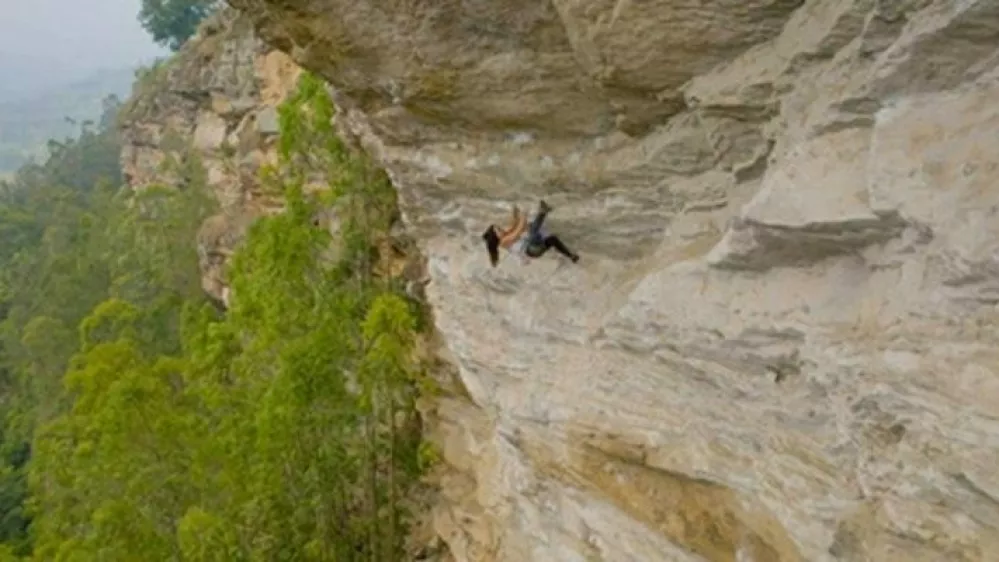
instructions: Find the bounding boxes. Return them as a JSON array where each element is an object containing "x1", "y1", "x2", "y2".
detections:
[
  {"x1": 138, "y1": 0, "x2": 220, "y2": 51},
  {"x1": 0, "y1": 72, "x2": 433, "y2": 560}
]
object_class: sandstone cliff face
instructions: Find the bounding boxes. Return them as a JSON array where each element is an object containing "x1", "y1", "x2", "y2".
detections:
[
  {"x1": 222, "y1": 1, "x2": 998, "y2": 560},
  {"x1": 119, "y1": 8, "x2": 302, "y2": 304}
]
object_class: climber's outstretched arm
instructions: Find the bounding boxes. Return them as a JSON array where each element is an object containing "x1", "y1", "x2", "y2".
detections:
[{"x1": 498, "y1": 204, "x2": 526, "y2": 246}]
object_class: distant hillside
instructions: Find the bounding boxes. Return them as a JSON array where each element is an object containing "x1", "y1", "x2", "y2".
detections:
[
  {"x1": 0, "y1": 52, "x2": 81, "y2": 102},
  {"x1": 0, "y1": 66, "x2": 137, "y2": 174}
]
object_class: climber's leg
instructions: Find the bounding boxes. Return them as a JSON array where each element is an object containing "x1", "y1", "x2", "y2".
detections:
[
  {"x1": 525, "y1": 234, "x2": 579, "y2": 262},
  {"x1": 542, "y1": 235, "x2": 579, "y2": 262},
  {"x1": 527, "y1": 200, "x2": 552, "y2": 242}
]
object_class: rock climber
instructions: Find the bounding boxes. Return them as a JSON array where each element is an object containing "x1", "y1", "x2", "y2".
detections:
[{"x1": 481, "y1": 199, "x2": 580, "y2": 267}]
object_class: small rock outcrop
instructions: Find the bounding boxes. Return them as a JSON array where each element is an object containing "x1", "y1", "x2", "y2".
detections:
[{"x1": 118, "y1": 8, "x2": 302, "y2": 304}]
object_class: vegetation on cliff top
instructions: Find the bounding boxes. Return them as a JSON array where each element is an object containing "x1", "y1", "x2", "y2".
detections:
[
  {"x1": 0, "y1": 70, "x2": 434, "y2": 560},
  {"x1": 138, "y1": 0, "x2": 220, "y2": 52}
]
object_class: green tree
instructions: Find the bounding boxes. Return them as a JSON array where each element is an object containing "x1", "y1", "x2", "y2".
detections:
[
  {"x1": 29, "y1": 337, "x2": 194, "y2": 560},
  {"x1": 0, "y1": 434, "x2": 30, "y2": 556},
  {"x1": 138, "y1": 0, "x2": 219, "y2": 51}
]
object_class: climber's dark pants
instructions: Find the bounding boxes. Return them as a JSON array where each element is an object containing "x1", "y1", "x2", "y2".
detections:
[{"x1": 524, "y1": 209, "x2": 576, "y2": 259}]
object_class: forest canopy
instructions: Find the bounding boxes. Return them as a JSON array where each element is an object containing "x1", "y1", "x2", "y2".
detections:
[{"x1": 0, "y1": 72, "x2": 435, "y2": 561}]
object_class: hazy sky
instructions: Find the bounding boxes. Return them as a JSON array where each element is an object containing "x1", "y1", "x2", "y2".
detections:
[{"x1": 1, "y1": 0, "x2": 167, "y2": 83}]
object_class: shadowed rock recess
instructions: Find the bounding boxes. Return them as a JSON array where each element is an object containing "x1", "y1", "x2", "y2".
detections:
[{"x1": 223, "y1": 0, "x2": 999, "y2": 560}]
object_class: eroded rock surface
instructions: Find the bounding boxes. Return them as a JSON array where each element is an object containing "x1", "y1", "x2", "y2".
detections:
[
  {"x1": 118, "y1": 8, "x2": 302, "y2": 304},
  {"x1": 227, "y1": 0, "x2": 999, "y2": 560}
]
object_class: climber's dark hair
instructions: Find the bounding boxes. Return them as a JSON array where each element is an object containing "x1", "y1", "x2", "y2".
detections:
[{"x1": 481, "y1": 225, "x2": 500, "y2": 267}]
